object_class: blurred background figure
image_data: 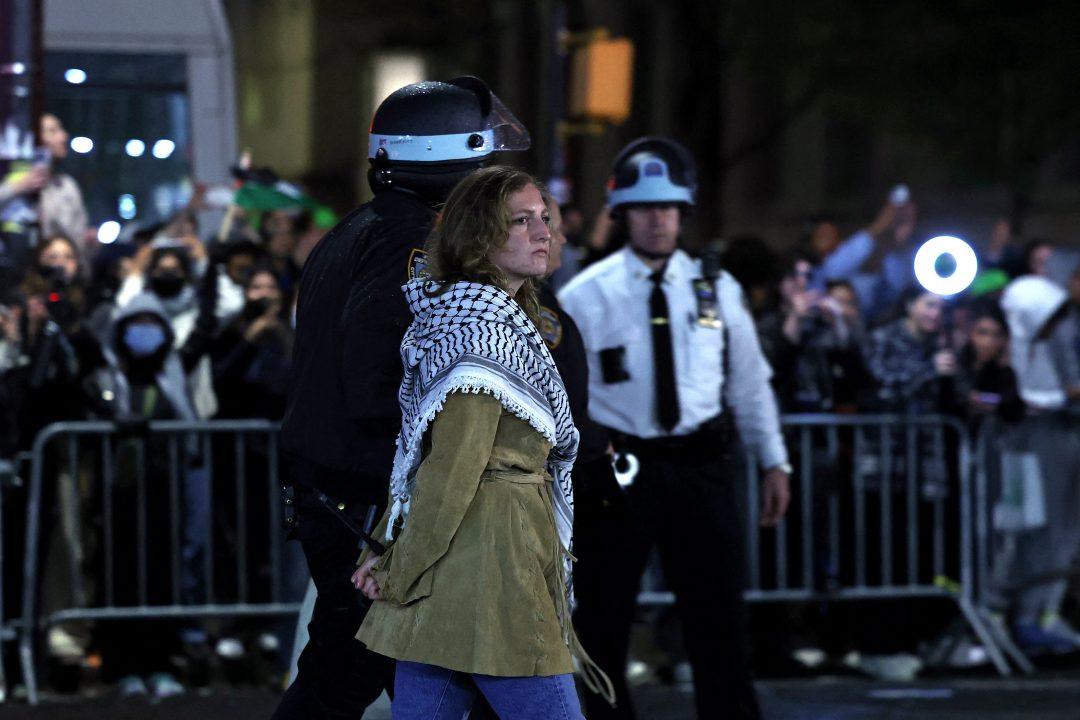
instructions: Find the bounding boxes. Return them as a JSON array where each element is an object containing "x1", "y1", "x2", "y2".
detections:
[
  {"x1": 84, "y1": 292, "x2": 201, "y2": 698},
  {"x1": 212, "y1": 265, "x2": 292, "y2": 420},
  {"x1": 757, "y1": 253, "x2": 867, "y2": 413},
  {"x1": 117, "y1": 240, "x2": 218, "y2": 419},
  {"x1": 998, "y1": 275, "x2": 1080, "y2": 655},
  {"x1": 954, "y1": 303, "x2": 1023, "y2": 429},
  {"x1": 866, "y1": 288, "x2": 955, "y2": 414},
  {"x1": 0, "y1": 114, "x2": 89, "y2": 260}
]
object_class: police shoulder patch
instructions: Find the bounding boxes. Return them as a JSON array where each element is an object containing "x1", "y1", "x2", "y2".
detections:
[
  {"x1": 538, "y1": 305, "x2": 563, "y2": 350},
  {"x1": 407, "y1": 248, "x2": 429, "y2": 280}
]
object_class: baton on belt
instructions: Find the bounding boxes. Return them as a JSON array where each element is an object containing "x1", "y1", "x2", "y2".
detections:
[{"x1": 314, "y1": 492, "x2": 387, "y2": 556}]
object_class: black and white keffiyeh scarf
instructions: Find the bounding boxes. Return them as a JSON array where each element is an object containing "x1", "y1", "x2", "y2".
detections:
[{"x1": 387, "y1": 279, "x2": 579, "y2": 576}]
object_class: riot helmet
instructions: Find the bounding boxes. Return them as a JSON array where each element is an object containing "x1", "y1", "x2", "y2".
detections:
[
  {"x1": 607, "y1": 137, "x2": 696, "y2": 214},
  {"x1": 367, "y1": 76, "x2": 530, "y2": 203}
]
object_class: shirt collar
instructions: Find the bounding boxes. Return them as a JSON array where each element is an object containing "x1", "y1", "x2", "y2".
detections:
[{"x1": 623, "y1": 246, "x2": 690, "y2": 284}]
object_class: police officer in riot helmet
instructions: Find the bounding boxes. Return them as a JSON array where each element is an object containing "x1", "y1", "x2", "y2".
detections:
[
  {"x1": 274, "y1": 77, "x2": 529, "y2": 720},
  {"x1": 559, "y1": 137, "x2": 791, "y2": 720}
]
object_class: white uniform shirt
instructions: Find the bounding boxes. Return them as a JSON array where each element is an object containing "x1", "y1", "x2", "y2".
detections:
[{"x1": 558, "y1": 247, "x2": 788, "y2": 469}]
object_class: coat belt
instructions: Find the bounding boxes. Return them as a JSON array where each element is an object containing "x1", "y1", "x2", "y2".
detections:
[{"x1": 480, "y1": 469, "x2": 548, "y2": 484}]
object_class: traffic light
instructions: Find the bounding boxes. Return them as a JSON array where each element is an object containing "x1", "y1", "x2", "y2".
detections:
[{"x1": 567, "y1": 33, "x2": 634, "y2": 125}]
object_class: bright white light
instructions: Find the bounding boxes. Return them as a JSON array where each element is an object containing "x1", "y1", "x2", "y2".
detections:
[
  {"x1": 151, "y1": 139, "x2": 175, "y2": 159},
  {"x1": 118, "y1": 194, "x2": 136, "y2": 220},
  {"x1": 372, "y1": 53, "x2": 426, "y2": 109},
  {"x1": 70, "y1": 136, "x2": 94, "y2": 154},
  {"x1": 64, "y1": 68, "x2": 87, "y2": 84},
  {"x1": 613, "y1": 453, "x2": 640, "y2": 488},
  {"x1": 97, "y1": 221, "x2": 121, "y2": 244},
  {"x1": 11, "y1": 62, "x2": 26, "y2": 75},
  {"x1": 914, "y1": 235, "x2": 978, "y2": 296},
  {"x1": 124, "y1": 139, "x2": 145, "y2": 157}
]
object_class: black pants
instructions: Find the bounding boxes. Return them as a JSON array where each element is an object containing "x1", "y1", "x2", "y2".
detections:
[
  {"x1": 573, "y1": 448, "x2": 760, "y2": 720},
  {"x1": 271, "y1": 486, "x2": 394, "y2": 720}
]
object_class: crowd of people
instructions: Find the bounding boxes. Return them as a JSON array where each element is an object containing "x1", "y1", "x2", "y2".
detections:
[
  {"x1": 1, "y1": 114, "x2": 319, "y2": 698},
  {"x1": 714, "y1": 201, "x2": 1080, "y2": 674},
  {"x1": 1, "y1": 81, "x2": 1080, "y2": 718}
]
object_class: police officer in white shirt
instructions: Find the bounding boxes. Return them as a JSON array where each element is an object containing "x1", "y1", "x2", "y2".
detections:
[{"x1": 559, "y1": 137, "x2": 791, "y2": 720}]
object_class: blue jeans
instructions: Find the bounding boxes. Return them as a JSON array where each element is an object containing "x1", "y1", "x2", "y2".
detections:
[{"x1": 393, "y1": 660, "x2": 584, "y2": 720}]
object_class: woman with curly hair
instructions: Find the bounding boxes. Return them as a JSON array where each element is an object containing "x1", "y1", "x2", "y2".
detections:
[{"x1": 352, "y1": 165, "x2": 612, "y2": 719}]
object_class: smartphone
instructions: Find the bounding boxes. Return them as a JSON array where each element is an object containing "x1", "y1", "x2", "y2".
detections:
[
  {"x1": 973, "y1": 392, "x2": 1002, "y2": 406},
  {"x1": 32, "y1": 147, "x2": 51, "y2": 169},
  {"x1": 889, "y1": 184, "x2": 910, "y2": 205}
]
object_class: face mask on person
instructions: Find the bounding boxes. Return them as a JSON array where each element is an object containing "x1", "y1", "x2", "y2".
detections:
[
  {"x1": 148, "y1": 271, "x2": 187, "y2": 299},
  {"x1": 38, "y1": 263, "x2": 71, "y2": 287},
  {"x1": 123, "y1": 322, "x2": 167, "y2": 358},
  {"x1": 241, "y1": 297, "x2": 274, "y2": 322}
]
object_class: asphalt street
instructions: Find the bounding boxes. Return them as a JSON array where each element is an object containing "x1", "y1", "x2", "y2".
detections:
[{"x1": 5, "y1": 673, "x2": 1080, "y2": 720}]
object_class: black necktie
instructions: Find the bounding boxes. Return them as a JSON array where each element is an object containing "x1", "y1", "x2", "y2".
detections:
[{"x1": 649, "y1": 270, "x2": 680, "y2": 432}]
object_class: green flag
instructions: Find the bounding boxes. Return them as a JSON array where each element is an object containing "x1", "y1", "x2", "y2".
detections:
[{"x1": 233, "y1": 180, "x2": 313, "y2": 211}]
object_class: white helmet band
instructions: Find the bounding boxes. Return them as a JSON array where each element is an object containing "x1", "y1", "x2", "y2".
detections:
[{"x1": 369, "y1": 128, "x2": 496, "y2": 163}]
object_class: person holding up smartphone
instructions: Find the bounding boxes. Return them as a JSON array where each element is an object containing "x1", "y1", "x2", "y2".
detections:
[
  {"x1": 954, "y1": 303, "x2": 1023, "y2": 426},
  {"x1": 0, "y1": 114, "x2": 89, "y2": 255}
]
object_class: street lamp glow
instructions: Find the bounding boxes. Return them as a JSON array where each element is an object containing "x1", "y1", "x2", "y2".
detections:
[
  {"x1": 64, "y1": 68, "x2": 87, "y2": 84},
  {"x1": 125, "y1": 139, "x2": 145, "y2": 157},
  {"x1": 70, "y1": 136, "x2": 94, "y2": 154},
  {"x1": 151, "y1": 139, "x2": 175, "y2": 159},
  {"x1": 914, "y1": 235, "x2": 978, "y2": 296},
  {"x1": 118, "y1": 194, "x2": 136, "y2": 220},
  {"x1": 97, "y1": 221, "x2": 121, "y2": 244}
]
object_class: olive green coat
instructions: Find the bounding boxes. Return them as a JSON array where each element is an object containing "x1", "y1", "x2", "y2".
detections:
[{"x1": 356, "y1": 391, "x2": 575, "y2": 677}]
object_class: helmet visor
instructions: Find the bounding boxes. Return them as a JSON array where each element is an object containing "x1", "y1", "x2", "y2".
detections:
[{"x1": 486, "y1": 91, "x2": 530, "y2": 152}]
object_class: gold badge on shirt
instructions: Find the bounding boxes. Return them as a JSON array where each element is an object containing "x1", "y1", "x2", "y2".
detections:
[
  {"x1": 692, "y1": 278, "x2": 723, "y2": 329},
  {"x1": 407, "y1": 248, "x2": 429, "y2": 280},
  {"x1": 538, "y1": 305, "x2": 563, "y2": 350}
]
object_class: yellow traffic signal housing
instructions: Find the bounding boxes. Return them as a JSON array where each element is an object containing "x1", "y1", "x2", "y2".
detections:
[{"x1": 568, "y1": 36, "x2": 634, "y2": 125}]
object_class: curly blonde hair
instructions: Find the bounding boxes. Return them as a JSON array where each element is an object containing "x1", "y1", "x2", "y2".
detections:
[{"x1": 424, "y1": 165, "x2": 548, "y2": 320}]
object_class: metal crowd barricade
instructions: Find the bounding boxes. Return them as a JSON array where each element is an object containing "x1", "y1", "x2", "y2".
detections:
[
  {"x1": 635, "y1": 413, "x2": 1027, "y2": 677},
  {"x1": 0, "y1": 450, "x2": 32, "y2": 702},
  {"x1": 18, "y1": 420, "x2": 301, "y2": 705}
]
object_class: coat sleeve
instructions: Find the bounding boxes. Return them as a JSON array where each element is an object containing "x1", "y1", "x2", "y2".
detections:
[
  {"x1": 372, "y1": 391, "x2": 502, "y2": 605},
  {"x1": 357, "y1": 495, "x2": 394, "y2": 568}
]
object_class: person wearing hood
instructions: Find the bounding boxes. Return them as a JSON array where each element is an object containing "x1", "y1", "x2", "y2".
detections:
[
  {"x1": 998, "y1": 276, "x2": 1080, "y2": 655},
  {"x1": 91, "y1": 291, "x2": 197, "y2": 422},
  {"x1": 116, "y1": 243, "x2": 218, "y2": 419},
  {"x1": 83, "y1": 291, "x2": 204, "y2": 697}
]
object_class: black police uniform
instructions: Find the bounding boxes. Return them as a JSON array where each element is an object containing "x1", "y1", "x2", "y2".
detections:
[
  {"x1": 273, "y1": 188, "x2": 432, "y2": 720},
  {"x1": 559, "y1": 136, "x2": 790, "y2": 720}
]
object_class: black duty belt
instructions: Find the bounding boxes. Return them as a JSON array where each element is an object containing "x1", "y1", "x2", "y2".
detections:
[{"x1": 612, "y1": 416, "x2": 732, "y2": 458}]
